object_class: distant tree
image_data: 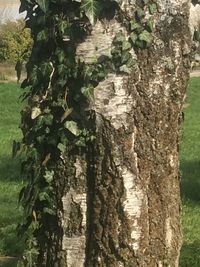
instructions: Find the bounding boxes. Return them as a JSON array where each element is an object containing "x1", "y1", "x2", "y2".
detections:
[{"x1": 0, "y1": 19, "x2": 32, "y2": 63}]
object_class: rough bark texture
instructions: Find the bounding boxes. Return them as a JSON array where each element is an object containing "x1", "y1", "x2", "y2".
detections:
[{"x1": 53, "y1": 1, "x2": 192, "y2": 267}]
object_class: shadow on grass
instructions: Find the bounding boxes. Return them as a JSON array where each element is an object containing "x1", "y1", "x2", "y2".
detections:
[
  {"x1": 0, "y1": 257, "x2": 18, "y2": 267},
  {"x1": 0, "y1": 155, "x2": 25, "y2": 258},
  {"x1": 180, "y1": 160, "x2": 200, "y2": 202},
  {"x1": 180, "y1": 242, "x2": 200, "y2": 267},
  {"x1": 0, "y1": 224, "x2": 25, "y2": 257},
  {"x1": 0, "y1": 155, "x2": 22, "y2": 182}
]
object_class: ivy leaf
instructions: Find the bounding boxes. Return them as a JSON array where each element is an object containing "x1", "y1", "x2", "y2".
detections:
[
  {"x1": 44, "y1": 170, "x2": 54, "y2": 183},
  {"x1": 43, "y1": 207, "x2": 56, "y2": 215},
  {"x1": 57, "y1": 64, "x2": 68, "y2": 75},
  {"x1": 122, "y1": 41, "x2": 132, "y2": 51},
  {"x1": 19, "y1": 1, "x2": 28, "y2": 13},
  {"x1": 135, "y1": 39, "x2": 145, "y2": 49},
  {"x1": 39, "y1": 192, "x2": 51, "y2": 202},
  {"x1": 81, "y1": 0, "x2": 99, "y2": 25},
  {"x1": 31, "y1": 107, "x2": 41, "y2": 120},
  {"x1": 36, "y1": 0, "x2": 49, "y2": 13},
  {"x1": 138, "y1": 30, "x2": 153, "y2": 44},
  {"x1": 58, "y1": 20, "x2": 69, "y2": 35},
  {"x1": 135, "y1": 8, "x2": 145, "y2": 20},
  {"x1": 57, "y1": 143, "x2": 66, "y2": 153},
  {"x1": 126, "y1": 58, "x2": 137, "y2": 68},
  {"x1": 129, "y1": 32, "x2": 138, "y2": 44},
  {"x1": 194, "y1": 30, "x2": 200, "y2": 41},
  {"x1": 148, "y1": 3, "x2": 157, "y2": 14},
  {"x1": 81, "y1": 85, "x2": 94, "y2": 101},
  {"x1": 40, "y1": 62, "x2": 53, "y2": 78},
  {"x1": 130, "y1": 20, "x2": 142, "y2": 33},
  {"x1": 113, "y1": 31, "x2": 126, "y2": 44},
  {"x1": 37, "y1": 29, "x2": 48, "y2": 42},
  {"x1": 64, "y1": 121, "x2": 80, "y2": 136},
  {"x1": 119, "y1": 65, "x2": 131, "y2": 74},
  {"x1": 55, "y1": 48, "x2": 65, "y2": 63},
  {"x1": 29, "y1": 65, "x2": 38, "y2": 85},
  {"x1": 121, "y1": 51, "x2": 132, "y2": 64},
  {"x1": 145, "y1": 18, "x2": 154, "y2": 32}
]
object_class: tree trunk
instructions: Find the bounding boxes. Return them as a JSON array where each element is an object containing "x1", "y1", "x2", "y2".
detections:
[
  {"x1": 20, "y1": 1, "x2": 193, "y2": 267},
  {"x1": 59, "y1": 2, "x2": 192, "y2": 267}
]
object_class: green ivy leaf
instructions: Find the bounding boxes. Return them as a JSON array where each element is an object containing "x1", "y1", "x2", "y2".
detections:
[
  {"x1": 29, "y1": 65, "x2": 38, "y2": 85},
  {"x1": 55, "y1": 48, "x2": 65, "y2": 63},
  {"x1": 135, "y1": 8, "x2": 145, "y2": 20},
  {"x1": 81, "y1": 0, "x2": 99, "y2": 25},
  {"x1": 138, "y1": 30, "x2": 153, "y2": 44},
  {"x1": 121, "y1": 51, "x2": 132, "y2": 64},
  {"x1": 37, "y1": 29, "x2": 48, "y2": 42},
  {"x1": 75, "y1": 136, "x2": 86, "y2": 147},
  {"x1": 194, "y1": 30, "x2": 200, "y2": 41},
  {"x1": 36, "y1": 0, "x2": 49, "y2": 13},
  {"x1": 58, "y1": 20, "x2": 69, "y2": 35},
  {"x1": 44, "y1": 170, "x2": 54, "y2": 183},
  {"x1": 43, "y1": 114, "x2": 53, "y2": 126},
  {"x1": 81, "y1": 85, "x2": 94, "y2": 101},
  {"x1": 113, "y1": 31, "x2": 126, "y2": 44},
  {"x1": 64, "y1": 121, "x2": 80, "y2": 136},
  {"x1": 111, "y1": 47, "x2": 121, "y2": 57},
  {"x1": 119, "y1": 65, "x2": 131, "y2": 74},
  {"x1": 57, "y1": 143, "x2": 66, "y2": 153},
  {"x1": 40, "y1": 62, "x2": 53, "y2": 78},
  {"x1": 130, "y1": 20, "x2": 142, "y2": 33},
  {"x1": 126, "y1": 58, "x2": 137, "y2": 68},
  {"x1": 134, "y1": 39, "x2": 145, "y2": 49},
  {"x1": 145, "y1": 18, "x2": 154, "y2": 32},
  {"x1": 122, "y1": 41, "x2": 132, "y2": 51},
  {"x1": 43, "y1": 207, "x2": 56, "y2": 215},
  {"x1": 148, "y1": 3, "x2": 157, "y2": 14},
  {"x1": 129, "y1": 32, "x2": 138, "y2": 44},
  {"x1": 57, "y1": 64, "x2": 68, "y2": 75}
]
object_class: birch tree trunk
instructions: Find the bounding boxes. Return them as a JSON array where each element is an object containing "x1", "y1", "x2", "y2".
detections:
[{"x1": 22, "y1": 0, "x2": 193, "y2": 266}]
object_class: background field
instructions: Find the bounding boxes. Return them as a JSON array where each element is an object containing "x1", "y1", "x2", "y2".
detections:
[
  {"x1": 0, "y1": 79, "x2": 199, "y2": 266},
  {"x1": 180, "y1": 77, "x2": 200, "y2": 267}
]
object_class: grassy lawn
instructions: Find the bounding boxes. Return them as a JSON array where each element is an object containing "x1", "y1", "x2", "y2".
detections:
[
  {"x1": 180, "y1": 77, "x2": 200, "y2": 267},
  {"x1": 0, "y1": 82, "x2": 24, "y2": 264},
  {"x1": 0, "y1": 80, "x2": 199, "y2": 266}
]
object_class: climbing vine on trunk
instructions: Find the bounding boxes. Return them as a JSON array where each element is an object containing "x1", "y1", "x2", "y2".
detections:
[{"x1": 18, "y1": 0, "x2": 160, "y2": 265}]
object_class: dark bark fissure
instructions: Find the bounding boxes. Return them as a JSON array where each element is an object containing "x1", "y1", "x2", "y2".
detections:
[{"x1": 86, "y1": 116, "x2": 137, "y2": 267}]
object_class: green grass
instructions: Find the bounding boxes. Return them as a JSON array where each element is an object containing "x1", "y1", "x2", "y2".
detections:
[
  {"x1": 0, "y1": 80, "x2": 200, "y2": 266},
  {"x1": 0, "y1": 82, "x2": 24, "y2": 259},
  {"x1": 180, "y1": 77, "x2": 200, "y2": 267}
]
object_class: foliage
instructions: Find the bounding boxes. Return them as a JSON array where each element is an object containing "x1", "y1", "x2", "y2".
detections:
[
  {"x1": 18, "y1": 0, "x2": 156, "y2": 264},
  {"x1": 0, "y1": 19, "x2": 32, "y2": 63}
]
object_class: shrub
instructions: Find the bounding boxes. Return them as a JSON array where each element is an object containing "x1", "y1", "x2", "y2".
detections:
[{"x1": 0, "y1": 19, "x2": 32, "y2": 64}]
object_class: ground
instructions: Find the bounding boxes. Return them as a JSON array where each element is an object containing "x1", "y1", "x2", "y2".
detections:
[{"x1": 0, "y1": 79, "x2": 199, "y2": 266}]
